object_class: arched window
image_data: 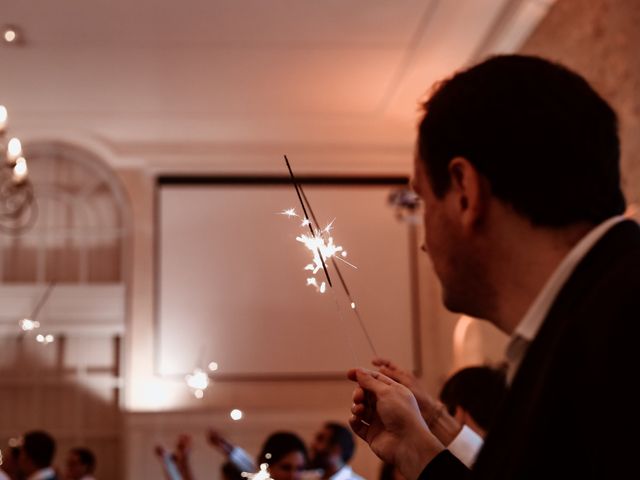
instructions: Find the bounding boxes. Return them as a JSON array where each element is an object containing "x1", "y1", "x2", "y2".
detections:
[{"x1": 0, "y1": 141, "x2": 129, "y2": 480}]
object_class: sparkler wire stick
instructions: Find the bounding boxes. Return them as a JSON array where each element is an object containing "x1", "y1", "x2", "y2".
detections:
[
  {"x1": 298, "y1": 185, "x2": 379, "y2": 358},
  {"x1": 283, "y1": 155, "x2": 379, "y2": 357},
  {"x1": 30, "y1": 281, "x2": 56, "y2": 320},
  {"x1": 284, "y1": 155, "x2": 333, "y2": 288}
]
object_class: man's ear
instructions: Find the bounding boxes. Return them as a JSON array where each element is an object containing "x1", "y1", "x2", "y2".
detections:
[{"x1": 448, "y1": 157, "x2": 488, "y2": 230}]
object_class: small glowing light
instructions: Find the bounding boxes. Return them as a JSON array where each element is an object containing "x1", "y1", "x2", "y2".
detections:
[
  {"x1": 281, "y1": 208, "x2": 298, "y2": 218},
  {"x1": 36, "y1": 333, "x2": 55, "y2": 344},
  {"x1": 301, "y1": 218, "x2": 311, "y2": 227},
  {"x1": 265, "y1": 453, "x2": 272, "y2": 460},
  {"x1": 341, "y1": 251, "x2": 348, "y2": 257},
  {"x1": 230, "y1": 409, "x2": 243, "y2": 421},
  {"x1": 20, "y1": 318, "x2": 40, "y2": 331},
  {"x1": 351, "y1": 302, "x2": 356, "y2": 309},
  {"x1": 319, "y1": 282, "x2": 327, "y2": 294},
  {"x1": 194, "y1": 389, "x2": 204, "y2": 399},
  {"x1": 208, "y1": 361, "x2": 219, "y2": 372},
  {"x1": 185, "y1": 368, "x2": 209, "y2": 391},
  {"x1": 3, "y1": 29, "x2": 16, "y2": 43},
  {"x1": 7, "y1": 137, "x2": 22, "y2": 162},
  {"x1": 13, "y1": 157, "x2": 28, "y2": 182},
  {"x1": 0, "y1": 105, "x2": 7, "y2": 131}
]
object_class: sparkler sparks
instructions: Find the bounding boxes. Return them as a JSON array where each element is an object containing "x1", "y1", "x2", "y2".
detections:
[
  {"x1": 282, "y1": 155, "x2": 379, "y2": 358},
  {"x1": 242, "y1": 464, "x2": 273, "y2": 480}
]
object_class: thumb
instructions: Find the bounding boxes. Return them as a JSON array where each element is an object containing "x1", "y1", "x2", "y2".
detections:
[{"x1": 352, "y1": 368, "x2": 394, "y2": 394}]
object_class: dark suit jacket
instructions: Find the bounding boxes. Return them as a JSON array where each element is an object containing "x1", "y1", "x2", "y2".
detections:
[{"x1": 420, "y1": 219, "x2": 640, "y2": 479}]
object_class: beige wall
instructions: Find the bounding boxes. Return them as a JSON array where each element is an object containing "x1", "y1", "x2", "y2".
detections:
[
  {"x1": 521, "y1": 0, "x2": 640, "y2": 207},
  {"x1": 115, "y1": 164, "x2": 463, "y2": 479}
]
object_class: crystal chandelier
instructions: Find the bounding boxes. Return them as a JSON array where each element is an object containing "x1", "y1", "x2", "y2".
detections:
[{"x1": 0, "y1": 105, "x2": 36, "y2": 234}]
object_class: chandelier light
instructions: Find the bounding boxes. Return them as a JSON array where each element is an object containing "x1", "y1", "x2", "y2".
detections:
[{"x1": 0, "y1": 105, "x2": 37, "y2": 234}]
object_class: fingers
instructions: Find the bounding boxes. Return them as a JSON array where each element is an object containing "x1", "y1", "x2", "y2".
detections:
[
  {"x1": 371, "y1": 357, "x2": 391, "y2": 367},
  {"x1": 353, "y1": 385, "x2": 366, "y2": 403},
  {"x1": 350, "y1": 368, "x2": 396, "y2": 391},
  {"x1": 349, "y1": 414, "x2": 369, "y2": 441},
  {"x1": 351, "y1": 403, "x2": 367, "y2": 416},
  {"x1": 378, "y1": 365, "x2": 399, "y2": 380}
]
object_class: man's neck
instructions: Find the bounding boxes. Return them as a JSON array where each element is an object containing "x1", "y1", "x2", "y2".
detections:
[{"x1": 486, "y1": 220, "x2": 593, "y2": 334}]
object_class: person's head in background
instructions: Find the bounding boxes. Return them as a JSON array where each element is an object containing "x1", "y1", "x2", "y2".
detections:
[
  {"x1": 64, "y1": 448, "x2": 96, "y2": 480},
  {"x1": 257, "y1": 432, "x2": 308, "y2": 480},
  {"x1": 309, "y1": 423, "x2": 355, "y2": 476},
  {"x1": 0, "y1": 443, "x2": 21, "y2": 480},
  {"x1": 439, "y1": 365, "x2": 507, "y2": 438},
  {"x1": 18, "y1": 431, "x2": 56, "y2": 478}
]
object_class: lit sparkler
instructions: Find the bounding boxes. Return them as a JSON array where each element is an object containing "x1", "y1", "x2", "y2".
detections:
[
  {"x1": 242, "y1": 463, "x2": 273, "y2": 480},
  {"x1": 282, "y1": 155, "x2": 379, "y2": 357}
]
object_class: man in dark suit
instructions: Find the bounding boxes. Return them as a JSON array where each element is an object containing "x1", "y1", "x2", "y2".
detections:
[{"x1": 348, "y1": 54, "x2": 640, "y2": 479}]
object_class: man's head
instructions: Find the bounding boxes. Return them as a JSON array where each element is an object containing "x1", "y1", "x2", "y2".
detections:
[
  {"x1": 65, "y1": 447, "x2": 96, "y2": 480},
  {"x1": 439, "y1": 366, "x2": 507, "y2": 437},
  {"x1": 413, "y1": 54, "x2": 625, "y2": 318},
  {"x1": 18, "y1": 431, "x2": 56, "y2": 475},
  {"x1": 309, "y1": 423, "x2": 355, "y2": 471}
]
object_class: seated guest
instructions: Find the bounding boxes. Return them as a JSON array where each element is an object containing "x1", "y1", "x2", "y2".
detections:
[
  {"x1": 208, "y1": 430, "x2": 309, "y2": 480},
  {"x1": 256, "y1": 432, "x2": 308, "y2": 480},
  {"x1": 64, "y1": 448, "x2": 96, "y2": 480},
  {"x1": 439, "y1": 365, "x2": 507, "y2": 438},
  {"x1": 18, "y1": 431, "x2": 57, "y2": 480},
  {"x1": 308, "y1": 423, "x2": 364, "y2": 480}
]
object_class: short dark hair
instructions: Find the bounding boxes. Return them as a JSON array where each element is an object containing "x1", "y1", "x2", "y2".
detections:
[
  {"x1": 439, "y1": 366, "x2": 507, "y2": 431},
  {"x1": 71, "y1": 447, "x2": 96, "y2": 473},
  {"x1": 418, "y1": 54, "x2": 626, "y2": 227},
  {"x1": 325, "y1": 422, "x2": 355, "y2": 464},
  {"x1": 22, "y1": 431, "x2": 56, "y2": 469},
  {"x1": 258, "y1": 432, "x2": 307, "y2": 466}
]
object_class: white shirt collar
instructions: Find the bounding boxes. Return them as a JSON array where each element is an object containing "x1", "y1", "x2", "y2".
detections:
[
  {"x1": 27, "y1": 467, "x2": 56, "y2": 480},
  {"x1": 505, "y1": 215, "x2": 626, "y2": 382},
  {"x1": 330, "y1": 466, "x2": 363, "y2": 480}
]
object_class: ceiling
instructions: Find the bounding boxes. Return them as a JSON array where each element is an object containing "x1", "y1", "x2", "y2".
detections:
[{"x1": 0, "y1": 0, "x2": 556, "y2": 172}]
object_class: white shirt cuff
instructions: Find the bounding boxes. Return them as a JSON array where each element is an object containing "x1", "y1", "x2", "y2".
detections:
[{"x1": 447, "y1": 425, "x2": 484, "y2": 468}]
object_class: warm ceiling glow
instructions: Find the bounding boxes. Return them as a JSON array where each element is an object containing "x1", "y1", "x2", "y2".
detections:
[{"x1": 230, "y1": 409, "x2": 243, "y2": 421}]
